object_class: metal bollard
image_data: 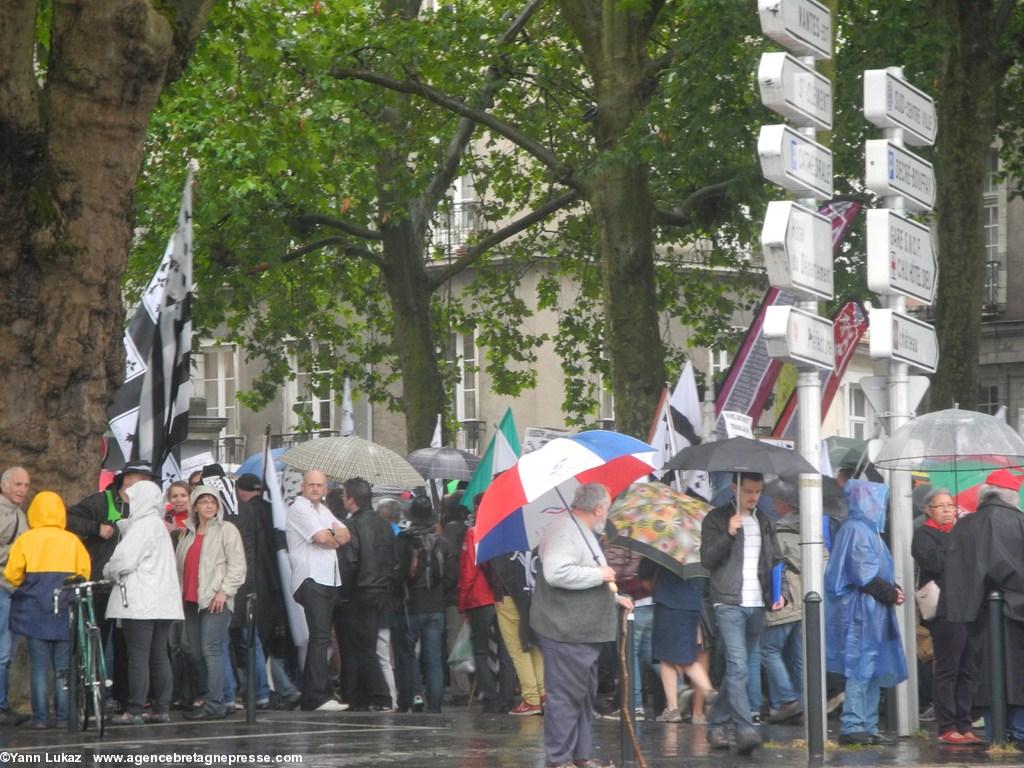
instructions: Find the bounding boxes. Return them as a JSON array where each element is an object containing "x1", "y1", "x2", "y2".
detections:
[
  {"x1": 621, "y1": 611, "x2": 636, "y2": 767},
  {"x1": 246, "y1": 593, "x2": 258, "y2": 725},
  {"x1": 988, "y1": 590, "x2": 1006, "y2": 745},
  {"x1": 804, "y1": 592, "x2": 825, "y2": 763}
]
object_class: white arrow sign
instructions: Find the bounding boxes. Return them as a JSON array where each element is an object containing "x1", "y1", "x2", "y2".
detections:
[
  {"x1": 762, "y1": 201, "x2": 834, "y2": 300},
  {"x1": 758, "y1": 0, "x2": 832, "y2": 60},
  {"x1": 866, "y1": 209, "x2": 937, "y2": 304},
  {"x1": 865, "y1": 139, "x2": 935, "y2": 212},
  {"x1": 863, "y1": 69, "x2": 937, "y2": 147},
  {"x1": 764, "y1": 304, "x2": 835, "y2": 371},
  {"x1": 869, "y1": 308, "x2": 938, "y2": 373},
  {"x1": 759, "y1": 124, "x2": 833, "y2": 200},
  {"x1": 758, "y1": 52, "x2": 832, "y2": 131}
]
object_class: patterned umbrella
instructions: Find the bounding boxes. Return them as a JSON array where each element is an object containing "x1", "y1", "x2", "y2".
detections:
[
  {"x1": 406, "y1": 446, "x2": 481, "y2": 482},
  {"x1": 608, "y1": 481, "x2": 710, "y2": 580},
  {"x1": 281, "y1": 435, "x2": 425, "y2": 489}
]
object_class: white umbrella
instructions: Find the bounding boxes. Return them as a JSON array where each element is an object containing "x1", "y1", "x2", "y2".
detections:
[{"x1": 281, "y1": 435, "x2": 425, "y2": 489}]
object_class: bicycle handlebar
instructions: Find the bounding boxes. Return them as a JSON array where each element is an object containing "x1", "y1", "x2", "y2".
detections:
[{"x1": 52, "y1": 578, "x2": 128, "y2": 615}]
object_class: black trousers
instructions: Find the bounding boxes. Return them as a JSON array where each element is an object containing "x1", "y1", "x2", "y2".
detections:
[
  {"x1": 294, "y1": 579, "x2": 341, "y2": 710},
  {"x1": 466, "y1": 604, "x2": 516, "y2": 712},
  {"x1": 928, "y1": 617, "x2": 976, "y2": 734},
  {"x1": 335, "y1": 591, "x2": 389, "y2": 708}
]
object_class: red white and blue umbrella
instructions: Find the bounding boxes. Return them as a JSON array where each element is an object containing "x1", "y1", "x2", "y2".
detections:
[{"x1": 474, "y1": 430, "x2": 659, "y2": 563}]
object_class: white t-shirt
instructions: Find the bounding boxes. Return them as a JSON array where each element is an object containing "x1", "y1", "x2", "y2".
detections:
[
  {"x1": 740, "y1": 515, "x2": 764, "y2": 608},
  {"x1": 286, "y1": 496, "x2": 345, "y2": 594}
]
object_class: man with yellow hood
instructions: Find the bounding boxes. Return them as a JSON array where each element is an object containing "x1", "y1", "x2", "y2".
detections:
[{"x1": 4, "y1": 491, "x2": 90, "y2": 729}]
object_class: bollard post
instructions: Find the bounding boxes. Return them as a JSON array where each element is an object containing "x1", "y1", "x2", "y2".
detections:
[
  {"x1": 621, "y1": 611, "x2": 636, "y2": 767},
  {"x1": 989, "y1": 590, "x2": 1006, "y2": 745},
  {"x1": 804, "y1": 592, "x2": 825, "y2": 763},
  {"x1": 246, "y1": 593, "x2": 257, "y2": 725}
]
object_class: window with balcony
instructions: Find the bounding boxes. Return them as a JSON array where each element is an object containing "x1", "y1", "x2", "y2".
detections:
[
  {"x1": 432, "y1": 175, "x2": 481, "y2": 256},
  {"x1": 983, "y1": 148, "x2": 1006, "y2": 310},
  {"x1": 194, "y1": 344, "x2": 238, "y2": 436}
]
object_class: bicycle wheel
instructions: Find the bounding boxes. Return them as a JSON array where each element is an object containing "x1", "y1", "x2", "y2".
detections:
[{"x1": 88, "y1": 626, "x2": 105, "y2": 737}]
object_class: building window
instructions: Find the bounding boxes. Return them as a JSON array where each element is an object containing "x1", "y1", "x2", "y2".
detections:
[
  {"x1": 978, "y1": 384, "x2": 1000, "y2": 415},
  {"x1": 194, "y1": 344, "x2": 238, "y2": 435},
  {"x1": 288, "y1": 344, "x2": 334, "y2": 432},
  {"x1": 847, "y1": 384, "x2": 875, "y2": 441},
  {"x1": 432, "y1": 175, "x2": 480, "y2": 255},
  {"x1": 450, "y1": 330, "x2": 478, "y2": 422}
]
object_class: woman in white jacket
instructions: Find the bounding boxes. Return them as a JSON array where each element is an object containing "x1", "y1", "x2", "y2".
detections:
[{"x1": 103, "y1": 480, "x2": 184, "y2": 725}]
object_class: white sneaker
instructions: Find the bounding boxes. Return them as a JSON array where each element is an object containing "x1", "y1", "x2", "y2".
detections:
[{"x1": 316, "y1": 699, "x2": 350, "y2": 712}]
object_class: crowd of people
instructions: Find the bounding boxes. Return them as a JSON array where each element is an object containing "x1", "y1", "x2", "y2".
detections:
[{"x1": 0, "y1": 457, "x2": 1019, "y2": 766}]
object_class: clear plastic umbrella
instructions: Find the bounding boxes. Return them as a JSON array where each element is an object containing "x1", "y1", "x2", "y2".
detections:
[
  {"x1": 281, "y1": 435, "x2": 425, "y2": 489},
  {"x1": 873, "y1": 407, "x2": 1024, "y2": 471}
]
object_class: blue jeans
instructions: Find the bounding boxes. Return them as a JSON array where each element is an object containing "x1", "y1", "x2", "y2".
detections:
[
  {"x1": 762, "y1": 621, "x2": 803, "y2": 709},
  {"x1": 708, "y1": 605, "x2": 764, "y2": 734},
  {"x1": 983, "y1": 706, "x2": 1024, "y2": 742},
  {"x1": 631, "y1": 605, "x2": 656, "y2": 711},
  {"x1": 182, "y1": 604, "x2": 232, "y2": 715},
  {"x1": 235, "y1": 632, "x2": 270, "y2": 703},
  {"x1": 400, "y1": 612, "x2": 444, "y2": 713},
  {"x1": 0, "y1": 589, "x2": 13, "y2": 710},
  {"x1": 841, "y1": 676, "x2": 881, "y2": 735},
  {"x1": 269, "y1": 656, "x2": 300, "y2": 700},
  {"x1": 27, "y1": 638, "x2": 69, "y2": 725}
]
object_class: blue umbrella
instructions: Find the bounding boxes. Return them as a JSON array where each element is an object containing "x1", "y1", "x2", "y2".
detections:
[{"x1": 235, "y1": 447, "x2": 287, "y2": 479}]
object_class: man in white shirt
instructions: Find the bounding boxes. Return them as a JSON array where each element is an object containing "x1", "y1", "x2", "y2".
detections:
[{"x1": 286, "y1": 470, "x2": 351, "y2": 711}]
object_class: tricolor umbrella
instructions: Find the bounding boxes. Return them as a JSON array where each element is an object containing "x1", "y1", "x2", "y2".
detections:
[{"x1": 474, "y1": 430, "x2": 659, "y2": 563}]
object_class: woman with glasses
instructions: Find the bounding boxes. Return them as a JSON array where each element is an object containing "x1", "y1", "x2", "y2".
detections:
[{"x1": 912, "y1": 488, "x2": 979, "y2": 745}]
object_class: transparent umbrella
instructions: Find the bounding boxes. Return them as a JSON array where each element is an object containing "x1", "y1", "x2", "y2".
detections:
[
  {"x1": 281, "y1": 435, "x2": 426, "y2": 489},
  {"x1": 873, "y1": 407, "x2": 1024, "y2": 471}
]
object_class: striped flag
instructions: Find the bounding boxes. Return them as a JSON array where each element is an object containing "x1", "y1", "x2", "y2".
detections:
[
  {"x1": 462, "y1": 408, "x2": 520, "y2": 507},
  {"x1": 108, "y1": 170, "x2": 194, "y2": 485},
  {"x1": 649, "y1": 362, "x2": 711, "y2": 500}
]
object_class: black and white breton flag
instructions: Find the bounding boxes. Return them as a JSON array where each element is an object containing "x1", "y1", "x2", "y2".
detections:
[
  {"x1": 108, "y1": 170, "x2": 194, "y2": 486},
  {"x1": 649, "y1": 362, "x2": 711, "y2": 501}
]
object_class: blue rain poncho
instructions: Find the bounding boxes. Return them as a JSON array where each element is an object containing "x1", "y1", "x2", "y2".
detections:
[{"x1": 824, "y1": 480, "x2": 908, "y2": 686}]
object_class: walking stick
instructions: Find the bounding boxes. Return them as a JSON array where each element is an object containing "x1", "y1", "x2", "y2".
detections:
[{"x1": 619, "y1": 609, "x2": 647, "y2": 768}]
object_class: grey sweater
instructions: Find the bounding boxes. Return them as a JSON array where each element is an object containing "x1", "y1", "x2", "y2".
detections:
[{"x1": 530, "y1": 514, "x2": 616, "y2": 644}]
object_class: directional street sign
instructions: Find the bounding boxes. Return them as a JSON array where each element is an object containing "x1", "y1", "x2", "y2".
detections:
[
  {"x1": 869, "y1": 308, "x2": 939, "y2": 373},
  {"x1": 764, "y1": 305, "x2": 835, "y2": 371},
  {"x1": 762, "y1": 201, "x2": 834, "y2": 300},
  {"x1": 864, "y1": 139, "x2": 935, "y2": 212},
  {"x1": 758, "y1": 0, "x2": 832, "y2": 60},
  {"x1": 758, "y1": 52, "x2": 832, "y2": 131},
  {"x1": 866, "y1": 209, "x2": 937, "y2": 304},
  {"x1": 863, "y1": 69, "x2": 937, "y2": 147},
  {"x1": 759, "y1": 124, "x2": 833, "y2": 200}
]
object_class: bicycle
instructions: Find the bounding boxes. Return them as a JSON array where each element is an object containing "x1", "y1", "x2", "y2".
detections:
[{"x1": 52, "y1": 578, "x2": 127, "y2": 737}]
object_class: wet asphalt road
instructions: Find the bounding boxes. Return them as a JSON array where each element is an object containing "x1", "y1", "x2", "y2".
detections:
[{"x1": 0, "y1": 710, "x2": 1020, "y2": 768}]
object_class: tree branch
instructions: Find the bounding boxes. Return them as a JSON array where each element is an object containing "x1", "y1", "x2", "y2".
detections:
[
  {"x1": 165, "y1": 1, "x2": 217, "y2": 83},
  {"x1": 428, "y1": 190, "x2": 579, "y2": 289},
  {"x1": 291, "y1": 213, "x2": 383, "y2": 241},
  {"x1": 420, "y1": 0, "x2": 546, "y2": 217},
  {"x1": 655, "y1": 178, "x2": 734, "y2": 229},
  {"x1": 332, "y1": 67, "x2": 585, "y2": 193},
  {"x1": 269, "y1": 236, "x2": 383, "y2": 272}
]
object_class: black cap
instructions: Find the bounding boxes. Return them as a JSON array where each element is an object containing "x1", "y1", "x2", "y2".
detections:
[
  {"x1": 405, "y1": 495, "x2": 438, "y2": 526},
  {"x1": 235, "y1": 473, "x2": 263, "y2": 492},
  {"x1": 118, "y1": 460, "x2": 159, "y2": 480}
]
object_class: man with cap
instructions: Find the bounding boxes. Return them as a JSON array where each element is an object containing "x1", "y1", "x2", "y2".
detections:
[
  {"x1": 0, "y1": 468, "x2": 29, "y2": 726},
  {"x1": 66, "y1": 460, "x2": 159, "y2": 712},
  {"x1": 945, "y1": 468, "x2": 1024, "y2": 741}
]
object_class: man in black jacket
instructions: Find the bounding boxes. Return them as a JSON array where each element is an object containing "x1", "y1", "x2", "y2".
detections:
[
  {"x1": 700, "y1": 472, "x2": 783, "y2": 756},
  {"x1": 335, "y1": 477, "x2": 394, "y2": 710}
]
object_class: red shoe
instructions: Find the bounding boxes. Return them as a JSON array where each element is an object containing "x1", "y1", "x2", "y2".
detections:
[
  {"x1": 509, "y1": 701, "x2": 543, "y2": 716},
  {"x1": 938, "y1": 731, "x2": 968, "y2": 744},
  {"x1": 958, "y1": 731, "x2": 983, "y2": 744}
]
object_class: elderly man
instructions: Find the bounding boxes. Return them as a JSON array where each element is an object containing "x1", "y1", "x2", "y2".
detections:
[
  {"x1": 0, "y1": 467, "x2": 29, "y2": 726},
  {"x1": 945, "y1": 469, "x2": 1024, "y2": 742},
  {"x1": 286, "y1": 470, "x2": 351, "y2": 711},
  {"x1": 530, "y1": 483, "x2": 632, "y2": 768}
]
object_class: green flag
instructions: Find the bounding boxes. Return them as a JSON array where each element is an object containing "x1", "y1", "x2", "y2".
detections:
[{"x1": 462, "y1": 408, "x2": 520, "y2": 509}]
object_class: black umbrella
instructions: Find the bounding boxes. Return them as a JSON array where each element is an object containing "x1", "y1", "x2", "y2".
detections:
[
  {"x1": 406, "y1": 446, "x2": 481, "y2": 482},
  {"x1": 763, "y1": 475, "x2": 848, "y2": 525},
  {"x1": 664, "y1": 437, "x2": 817, "y2": 476}
]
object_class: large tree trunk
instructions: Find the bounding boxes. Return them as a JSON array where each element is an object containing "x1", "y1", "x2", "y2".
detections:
[
  {"x1": 930, "y1": 0, "x2": 1012, "y2": 410},
  {"x1": 0, "y1": 1, "x2": 212, "y2": 499},
  {"x1": 559, "y1": 0, "x2": 667, "y2": 438}
]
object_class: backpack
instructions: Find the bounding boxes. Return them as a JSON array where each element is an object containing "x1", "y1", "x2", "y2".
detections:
[{"x1": 408, "y1": 531, "x2": 445, "y2": 590}]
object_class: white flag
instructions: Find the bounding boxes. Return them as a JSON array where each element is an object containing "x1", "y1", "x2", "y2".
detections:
[{"x1": 650, "y1": 363, "x2": 711, "y2": 500}]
